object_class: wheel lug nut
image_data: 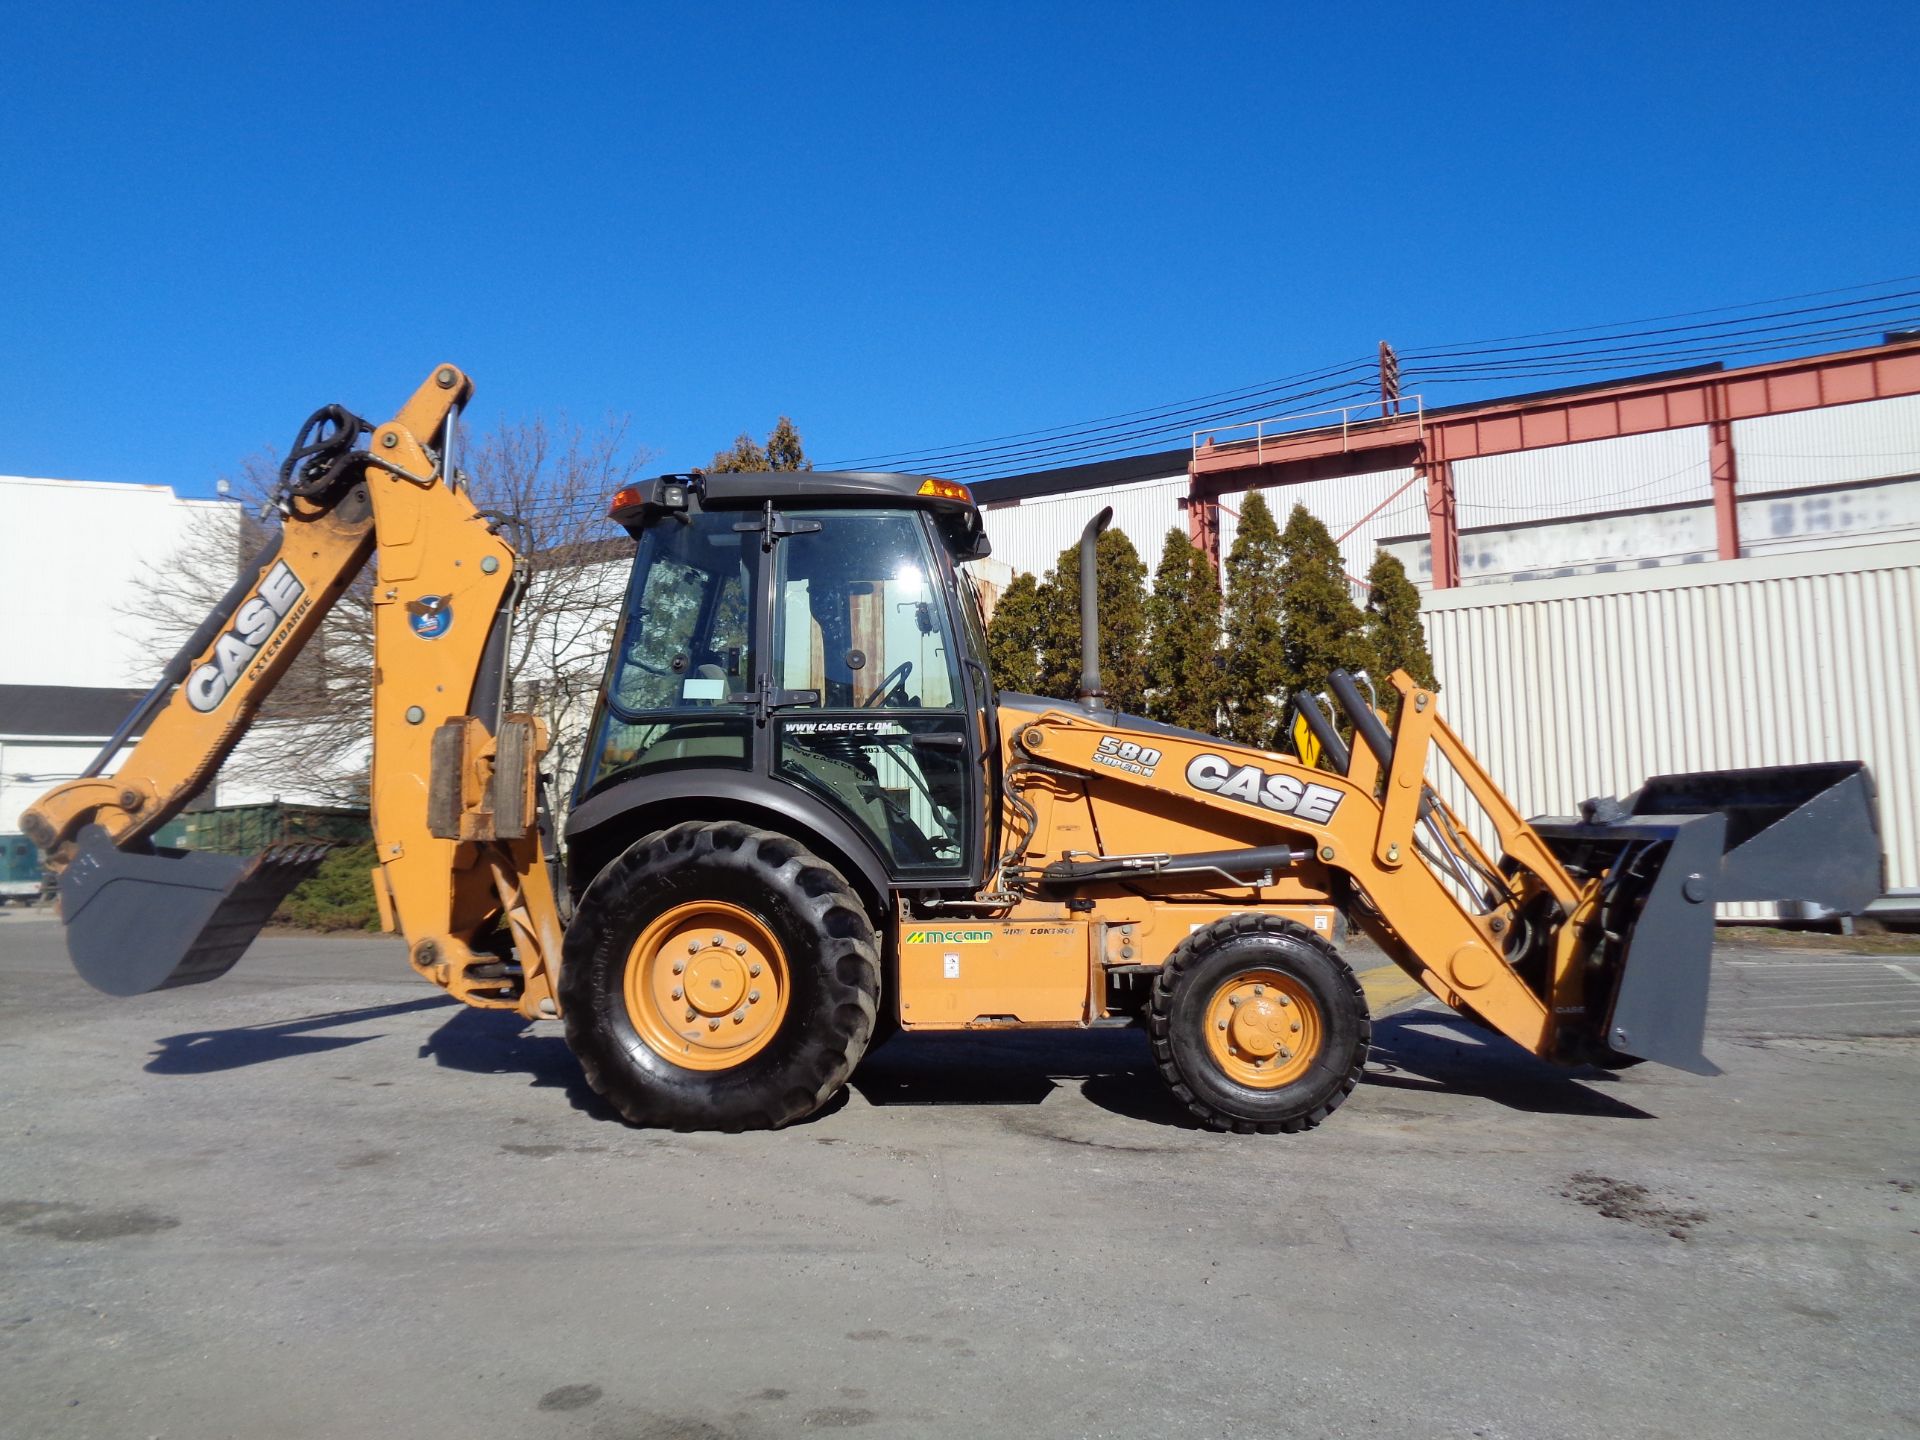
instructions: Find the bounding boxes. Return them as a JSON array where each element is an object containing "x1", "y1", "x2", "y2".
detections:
[
  {"x1": 708, "y1": 1019, "x2": 721, "y2": 1031},
  {"x1": 735, "y1": 942, "x2": 748, "y2": 955},
  {"x1": 671, "y1": 986, "x2": 683, "y2": 1000},
  {"x1": 1253, "y1": 985, "x2": 1265, "y2": 996},
  {"x1": 1278, "y1": 995, "x2": 1291, "y2": 1007},
  {"x1": 749, "y1": 964, "x2": 763, "y2": 978},
  {"x1": 1229, "y1": 995, "x2": 1242, "y2": 1007},
  {"x1": 687, "y1": 941, "x2": 699, "y2": 955},
  {"x1": 1290, "y1": 1021, "x2": 1300, "y2": 1033},
  {"x1": 748, "y1": 990, "x2": 761, "y2": 1004},
  {"x1": 1216, "y1": 1020, "x2": 1228, "y2": 1030},
  {"x1": 672, "y1": 960, "x2": 685, "y2": 975},
  {"x1": 685, "y1": 1008, "x2": 696, "y2": 1022},
  {"x1": 733, "y1": 1009, "x2": 747, "y2": 1024},
  {"x1": 712, "y1": 935, "x2": 726, "y2": 947}
]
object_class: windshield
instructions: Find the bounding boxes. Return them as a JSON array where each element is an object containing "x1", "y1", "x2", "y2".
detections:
[{"x1": 577, "y1": 511, "x2": 758, "y2": 797}]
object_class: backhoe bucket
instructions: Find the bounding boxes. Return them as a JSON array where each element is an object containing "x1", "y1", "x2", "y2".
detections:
[
  {"x1": 1531, "y1": 762, "x2": 1882, "y2": 1075},
  {"x1": 57, "y1": 825, "x2": 329, "y2": 996}
]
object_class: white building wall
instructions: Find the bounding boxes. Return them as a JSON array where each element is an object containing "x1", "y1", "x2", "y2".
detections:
[
  {"x1": 1452, "y1": 427, "x2": 1712, "y2": 530},
  {"x1": 1418, "y1": 540, "x2": 1920, "y2": 917},
  {"x1": 1215, "y1": 468, "x2": 1424, "y2": 593},
  {"x1": 1734, "y1": 392, "x2": 1920, "y2": 494},
  {"x1": 0, "y1": 476, "x2": 239, "y2": 688},
  {"x1": 0, "y1": 738, "x2": 134, "y2": 834},
  {"x1": 981, "y1": 474, "x2": 1188, "y2": 579}
]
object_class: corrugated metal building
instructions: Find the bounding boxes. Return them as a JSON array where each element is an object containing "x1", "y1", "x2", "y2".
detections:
[{"x1": 1420, "y1": 542, "x2": 1919, "y2": 916}]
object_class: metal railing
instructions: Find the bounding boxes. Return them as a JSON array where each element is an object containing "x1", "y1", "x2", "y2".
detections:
[{"x1": 1194, "y1": 395, "x2": 1424, "y2": 464}]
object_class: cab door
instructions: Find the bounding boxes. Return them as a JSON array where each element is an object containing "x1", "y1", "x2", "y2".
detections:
[{"x1": 769, "y1": 509, "x2": 982, "y2": 885}]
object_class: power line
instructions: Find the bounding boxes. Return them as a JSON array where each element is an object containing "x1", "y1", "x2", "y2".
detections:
[
  {"x1": 1405, "y1": 318, "x2": 1916, "y2": 386},
  {"x1": 926, "y1": 378, "x2": 1383, "y2": 479},
  {"x1": 1399, "y1": 274, "x2": 1920, "y2": 354},
  {"x1": 821, "y1": 274, "x2": 1920, "y2": 480},
  {"x1": 1403, "y1": 305, "x2": 1919, "y2": 374},
  {"x1": 830, "y1": 357, "x2": 1374, "y2": 471}
]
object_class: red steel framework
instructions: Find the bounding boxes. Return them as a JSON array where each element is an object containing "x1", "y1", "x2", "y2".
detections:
[{"x1": 1186, "y1": 338, "x2": 1920, "y2": 587}]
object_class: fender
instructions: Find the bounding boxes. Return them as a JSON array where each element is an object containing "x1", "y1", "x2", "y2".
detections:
[{"x1": 566, "y1": 768, "x2": 894, "y2": 916}]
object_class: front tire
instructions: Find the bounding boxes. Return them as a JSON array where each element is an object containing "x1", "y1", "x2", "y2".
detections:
[
  {"x1": 560, "y1": 821, "x2": 880, "y2": 1130},
  {"x1": 1150, "y1": 914, "x2": 1369, "y2": 1133}
]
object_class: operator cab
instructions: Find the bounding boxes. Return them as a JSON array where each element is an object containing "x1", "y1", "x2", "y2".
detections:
[{"x1": 572, "y1": 471, "x2": 996, "y2": 893}]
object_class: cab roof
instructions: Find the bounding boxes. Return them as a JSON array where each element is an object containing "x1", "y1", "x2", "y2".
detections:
[{"x1": 609, "y1": 470, "x2": 991, "y2": 558}]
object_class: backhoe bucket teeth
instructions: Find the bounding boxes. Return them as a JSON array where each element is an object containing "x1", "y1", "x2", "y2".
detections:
[
  {"x1": 57, "y1": 825, "x2": 330, "y2": 996},
  {"x1": 1532, "y1": 762, "x2": 1883, "y2": 1075}
]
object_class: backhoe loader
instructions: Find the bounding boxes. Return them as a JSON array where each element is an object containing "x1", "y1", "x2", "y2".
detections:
[{"x1": 21, "y1": 367, "x2": 1886, "y2": 1132}]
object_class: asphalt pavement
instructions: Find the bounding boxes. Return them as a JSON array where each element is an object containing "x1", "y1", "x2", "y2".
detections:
[{"x1": 1, "y1": 910, "x2": 1915, "y2": 1440}]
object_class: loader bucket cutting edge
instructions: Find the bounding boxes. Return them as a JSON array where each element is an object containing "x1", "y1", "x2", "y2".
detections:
[{"x1": 57, "y1": 825, "x2": 330, "y2": 996}]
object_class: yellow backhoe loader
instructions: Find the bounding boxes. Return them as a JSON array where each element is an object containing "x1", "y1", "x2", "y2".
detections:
[{"x1": 21, "y1": 368, "x2": 1885, "y2": 1132}]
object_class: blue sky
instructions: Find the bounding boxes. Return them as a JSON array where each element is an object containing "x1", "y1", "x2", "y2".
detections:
[{"x1": 2, "y1": 1, "x2": 1916, "y2": 497}]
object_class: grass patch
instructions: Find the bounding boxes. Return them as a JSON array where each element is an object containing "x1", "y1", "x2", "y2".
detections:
[{"x1": 1725, "y1": 925, "x2": 1920, "y2": 955}]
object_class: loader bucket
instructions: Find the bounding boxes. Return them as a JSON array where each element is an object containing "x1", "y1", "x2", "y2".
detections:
[
  {"x1": 1530, "y1": 762, "x2": 1883, "y2": 1076},
  {"x1": 57, "y1": 825, "x2": 329, "y2": 996},
  {"x1": 1620, "y1": 761, "x2": 1883, "y2": 914}
]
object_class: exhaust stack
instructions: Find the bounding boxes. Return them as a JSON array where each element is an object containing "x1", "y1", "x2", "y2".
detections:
[{"x1": 1077, "y1": 506, "x2": 1113, "y2": 706}]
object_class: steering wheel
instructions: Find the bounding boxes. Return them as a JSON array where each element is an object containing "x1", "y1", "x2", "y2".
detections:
[{"x1": 862, "y1": 659, "x2": 913, "y2": 708}]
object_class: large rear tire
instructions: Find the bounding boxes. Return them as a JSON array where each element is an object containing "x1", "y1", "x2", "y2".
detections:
[
  {"x1": 1150, "y1": 914, "x2": 1369, "y2": 1134},
  {"x1": 560, "y1": 821, "x2": 880, "y2": 1130}
]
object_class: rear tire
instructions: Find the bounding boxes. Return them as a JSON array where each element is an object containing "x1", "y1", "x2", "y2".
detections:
[
  {"x1": 1150, "y1": 914, "x2": 1369, "y2": 1134},
  {"x1": 560, "y1": 821, "x2": 880, "y2": 1130}
]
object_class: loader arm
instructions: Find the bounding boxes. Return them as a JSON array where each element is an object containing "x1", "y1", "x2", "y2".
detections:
[
  {"x1": 1007, "y1": 669, "x2": 1882, "y2": 1075},
  {"x1": 1013, "y1": 681, "x2": 1570, "y2": 1062},
  {"x1": 22, "y1": 366, "x2": 564, "y2": 1019}
]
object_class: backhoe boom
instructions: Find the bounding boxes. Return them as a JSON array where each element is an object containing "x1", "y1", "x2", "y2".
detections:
[{"x1": 22, "y1": 367, "x2": 563, "y2": 1017}]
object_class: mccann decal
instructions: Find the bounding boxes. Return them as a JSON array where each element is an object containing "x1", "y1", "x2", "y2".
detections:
[
  {"x1": 1185, "y1": 753, "x2": 1344, "y2": 825},
  {"x1": 186, "y1": 561, "x2": 308, "y2": 712},
  {"x1": 902, "y1": 929, "x2": 991, "y2": 945}
]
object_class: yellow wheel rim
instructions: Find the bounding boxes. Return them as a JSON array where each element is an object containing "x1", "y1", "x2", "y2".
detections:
[
  {"x1": 623, "y1": 900, "x2": 790, "y2": 1072},
  {"x1": 1202, "y1": 969, "x2": 1322, "y2": 1089}
]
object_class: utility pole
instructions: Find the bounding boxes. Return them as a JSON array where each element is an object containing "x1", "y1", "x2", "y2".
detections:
[{"x1": 1378, "y1": 341, "x2": 1401, "y2": 417}]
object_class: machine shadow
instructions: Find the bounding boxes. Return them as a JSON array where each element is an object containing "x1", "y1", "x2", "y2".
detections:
[
  {"x1": 411, "y1": 1007, "x2": 1653, "y2": 1129},
  {"x1": 1363, "y1": 1010, "x2": 1656, "y2": 1120},
  {"x1": 416, "y1": 1006, "x2": 852, "y2": 1128},
  {"x1": 855, "y1": 1027, "x2": 1201, "y2": 1128},
  {"x1": 418, "y1": 1006, "x2": 620, "y2": 1121},
  {"x1": 148, "y1": 996, "x2": 457, "y2": 1075}
]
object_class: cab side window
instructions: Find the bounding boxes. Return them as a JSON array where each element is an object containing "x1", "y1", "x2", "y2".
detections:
[{"x1": 773, "y1": 510, "x2": 971, "y2": 876}]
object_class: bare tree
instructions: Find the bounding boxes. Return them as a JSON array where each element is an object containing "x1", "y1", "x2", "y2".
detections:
[
  {"x1": 124, "y1": 415, "x2": 651, "y2": 815},
  {"x1": 471, "y1": 415, "x2": 646, "y2": 806}
]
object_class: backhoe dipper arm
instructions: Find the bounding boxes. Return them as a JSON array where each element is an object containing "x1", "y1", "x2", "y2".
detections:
[
  {"x1": 23, "y1": 366, "x2": 564, "y2": 1019},
  {"x1": 24, "y1": 476, "x2": 376, "y2": 858}
]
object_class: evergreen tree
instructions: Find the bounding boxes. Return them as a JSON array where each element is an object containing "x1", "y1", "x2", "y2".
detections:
[
  {"x1": 764, "y1": 416, "x2": 811, "y2": 471},
  {"x1": 984, "y1": 571, "x2": 1044, "y2": 695},
  {"x1": 1221, "y1": 492, "x2": 1290, "y2": 746},
  {"x1": 1277, "y1": 503, "x2": 1377, "y2": 701},
  {"x1": 1146, "y1": 528, "x2": 1226, "y2": 733},
  {"x1": 1363, "y1": 551, "x2": 1438, "y2": 703},
  {"x1": 1034, "y1": 526, "x2": 1150, "y2": 712},
  {"x1": 707, "y1": 416, "x2": 811, "y2": 473}
]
